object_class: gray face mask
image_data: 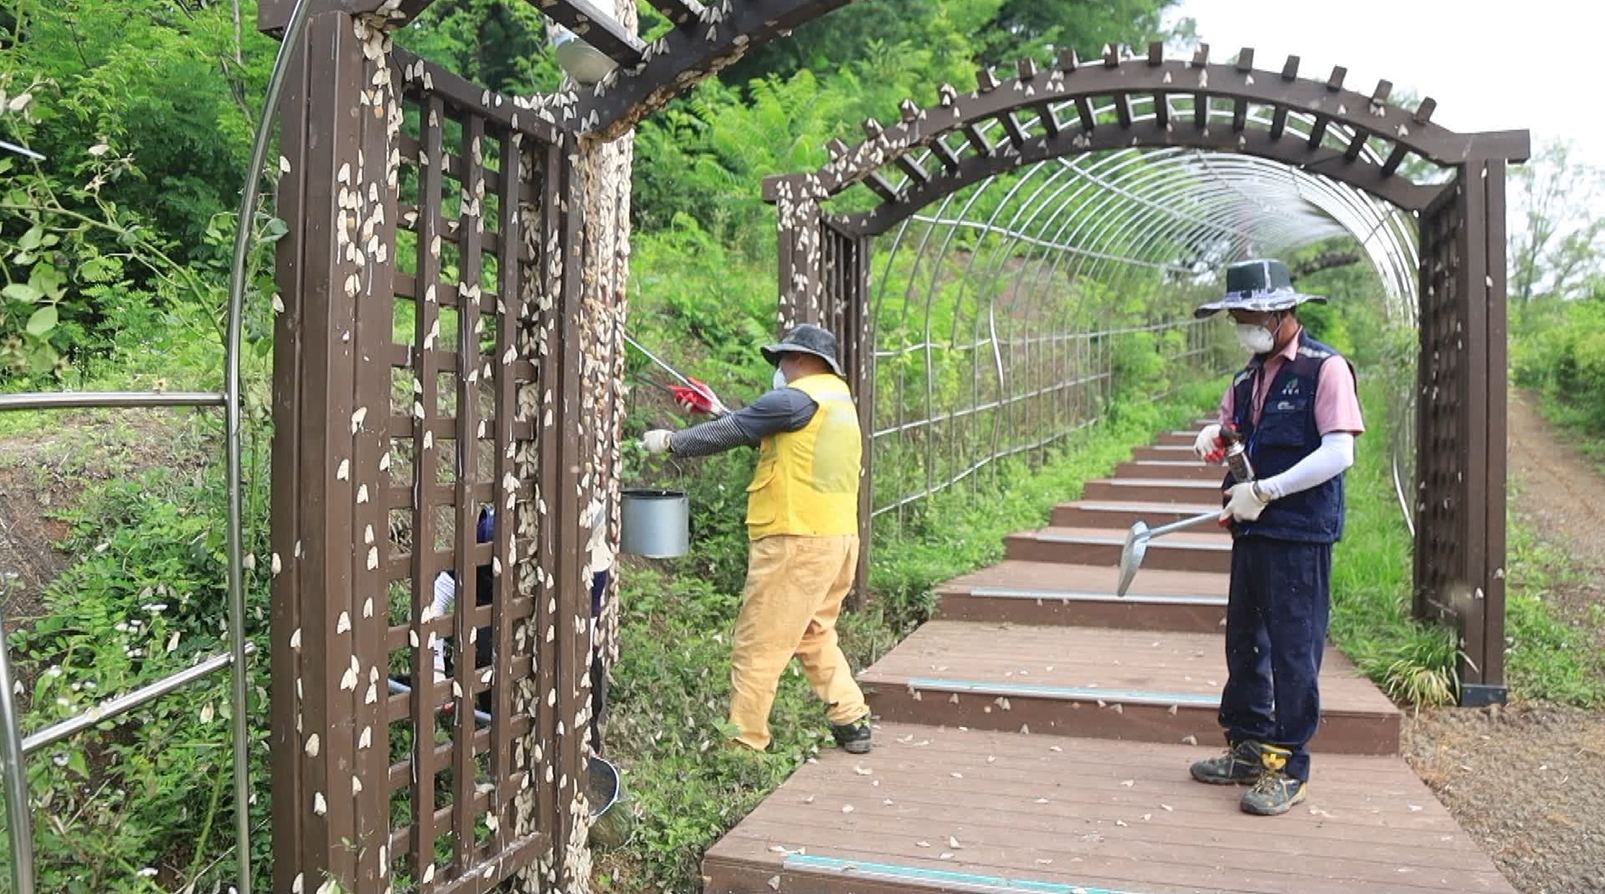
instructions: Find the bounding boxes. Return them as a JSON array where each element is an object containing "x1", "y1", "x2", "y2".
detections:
[{"x1": 773, "y1": 368, "x2": 788, "y2": 389}]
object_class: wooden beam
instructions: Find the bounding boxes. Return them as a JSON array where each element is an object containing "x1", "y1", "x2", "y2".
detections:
[
  {"x1": 999, "y1": 112, "x2": 1029, "y2": 148},
  {"x1": 863, "y1": 170, "x2": 901, "y2": 202},
  {"x1": 895, "y1": 153, "x2": 931, "y2": 186},
  {"x1": 1269, "y1": 105, "x2": 1289, "y2": 140},
  {"x1": 927, "y1": 136, "x2": 963, "y2": 171},
  {"x1": 962, "y1": 123, "x2": 993, "y2": 156},
  {"x1": 1343, "y1": 128, "x2": 1369, "y2": 163},
  {"x1": 1034, "y1": 103, "x2": 1062, "y2": 138},
  {"x1": 1307, "y1": 115, "x2": 1330, "y2": 150},
  {"x1": 530, "y1": 0, "x2": 645, "y2": 68},
  {"x1": 645, "y1": 0, "x2": 704, "y2": 27}
]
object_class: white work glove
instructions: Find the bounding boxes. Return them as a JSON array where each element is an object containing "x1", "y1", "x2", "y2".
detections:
[
  {"x1": 1221, "y1": 482, "x2": 1270, "y2": 523},
  {"x1": 1193, "y1": 423, "x2": 1224, "y2": 462},
  {"x1": 641, "y1": 430, "x2": 673, "y2": 455}
]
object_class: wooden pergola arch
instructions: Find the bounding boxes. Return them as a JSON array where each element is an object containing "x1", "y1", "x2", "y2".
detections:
[
  {"x1": 763, "y1": 41, "x2": 1530, "y2": 708},
  {"x1": 255, "y1": 1, "x2": 856, "y2": 892}
]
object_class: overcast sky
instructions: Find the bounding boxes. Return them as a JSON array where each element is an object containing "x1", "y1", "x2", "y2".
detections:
[{"x1": 1165, "y1": 0, "x2": 1602, "y2": 169}]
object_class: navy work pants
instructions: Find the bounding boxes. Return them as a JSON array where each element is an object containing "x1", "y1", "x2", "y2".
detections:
[{"x1": 1218, "y1": 536, "x2": 1332, "y2": 781}]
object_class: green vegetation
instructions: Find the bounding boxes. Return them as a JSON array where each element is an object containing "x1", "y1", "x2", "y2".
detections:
[
  {"x1": 1502, "y1": 516, "x2": 1605, "y2": 707},
  {"x1": 1325, "y1": 375, "x2": 1461, "y2": 707},
  {"x1": 11, "y1": 0, "x2": 1603, "y2": 891},
  {"x1": 1509, "y1": 141, "x2": 1605, "y2": 457},
  {"x1": 599, "y1": 379, "x2": 1221, "y2": 893},
  {"x1": 2, "y1": 0, "x2": 1203, "y2": 887}
]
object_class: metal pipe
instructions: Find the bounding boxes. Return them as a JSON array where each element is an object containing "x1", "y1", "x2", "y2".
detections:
[
  {"x1": 0, "y1": 139, "x2": 44, "y2": 161},
  {"x1": 221, "y1": 2, "x2": 316, "y2": 891},
  {"x1": 0, "y1": 585, "x2": 36, "y2": 894},
  {"x1": 21, "y1": 645, "x2": 254, "y2": 755},
  {"x1": 622, "y1": 332, "x2": 727, "y2": 414},
  {"x1": 0, "y1": 391, "x2": 225, "y2": 412}
]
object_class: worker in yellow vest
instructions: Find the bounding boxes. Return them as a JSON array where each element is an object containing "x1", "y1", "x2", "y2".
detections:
[{"x1": 640, "y1": 324, "x2": 871, "y2": 754}]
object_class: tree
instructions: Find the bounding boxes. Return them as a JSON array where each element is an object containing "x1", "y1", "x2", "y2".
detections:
[{"x1": 1510, "y1": 141, "x2": 1605, "y2": 315}]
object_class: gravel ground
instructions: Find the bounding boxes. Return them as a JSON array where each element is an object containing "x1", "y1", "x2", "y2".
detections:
[
  {"x1": 1404, "y1": 706, "x2": 1605, "y2": 894},
  {"x1": 1394, "y1": 392, "x2": 1605, "y2": 894}
]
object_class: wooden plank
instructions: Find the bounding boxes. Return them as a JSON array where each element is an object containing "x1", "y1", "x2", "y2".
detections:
[
  {"x1": 1005, "y1": 526, "x2": 1231, "y2": 574},
  {"x1": 267, "y1": 21, "x2": 312, "y2": 892},
  {"x1": 408, "y1": 92, "x2": 448, "y2": 889},
  {"x1": 530, "y1": 141, "x2": 564, "y2": 863},
  {"x1": 449, "y1": 112, "x2": 487, "y2": 879},
  {"x1": 704, "y1": 726, "x2": 1516, "y2": 894},
  {"x1": 1478, "y1": 158, "x2": 1509, "y2": 694},
  {"x1": 935, "y1": 561, "x2": 1227, "y2": 599},
  {"x1": 350, "y1": 30, "x2": 403, "y2": 888},
  {"x1": 550, "y1": 136, "x2": 589, "y2": 891},
  {"x1": 862, "y1": 622, "x2": 1399, "y2": 718},
  {"x1": 293, "y1": 13, "x2": 366, "y2": 883},
  {"x1": 487, "y1": 124, "x2": 523, "y2": 853},
  {"x1": 1458, "y1": 162, "x2": 1489, "y2": 688}
]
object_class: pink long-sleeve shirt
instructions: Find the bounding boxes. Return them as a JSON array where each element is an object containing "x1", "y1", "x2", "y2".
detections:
[{"x1": 1217, "y1": 330, "x2": 1366, "y2": 435}]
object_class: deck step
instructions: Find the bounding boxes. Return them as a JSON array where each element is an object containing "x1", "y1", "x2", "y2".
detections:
[
  {"x1": 1081, "y1": 477, "x2": 1223, "y2": 504},
  {"x1": 1154, "y1": 430, "x2": 1207, "y2": 447},
  {"x1": 703, "y1": 725, "x2": 1515, "y2": 894},
  {"x1": 1114, "y1": 459, "x2": 1221, "y2": 481},
  {"x1": 934, "y1": 561, "x2": 1227, "y2": 631},
  {"x1": 858, "y1": 622, "x2": 1400, "y2": 754},
  {"x1": 1050, "y1": 499, "x2": 1219, "y2": 529},
  {"x1": 1131, "y1": 444, "x2": 1197, "y2": 461},
  {"x1": 1005, "y1": 525, "x2": 1231, "y2": 574}
]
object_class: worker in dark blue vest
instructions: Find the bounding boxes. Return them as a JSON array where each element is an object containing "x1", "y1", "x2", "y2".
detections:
[{"x1": 1187, "y1": 258, "x2": 1366, "y2": 816}]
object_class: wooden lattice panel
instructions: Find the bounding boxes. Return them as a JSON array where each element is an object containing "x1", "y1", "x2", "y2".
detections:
[
  {"x1": 1415, "y1": 179, "x2": 1466, "y2": 626},
  {"x1": 271, "y1": 12, "x2": 590, "y2": 893}
]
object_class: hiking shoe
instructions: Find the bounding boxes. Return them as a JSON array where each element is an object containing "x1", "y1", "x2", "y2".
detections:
[
  {"x1": 1239, "y1": 745, "x2": 1307, "y2": 815},
  {"x1": 830, "y1": 716, "x2": 873, "y2": 754},
  {"x1": 1189, "y1": 739, "x2": 1265, "y2": 785}
]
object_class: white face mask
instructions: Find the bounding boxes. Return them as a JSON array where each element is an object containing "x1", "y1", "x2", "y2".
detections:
[
  {"x1": 773, "y1": 368, "x2": 788, "y2": 389},
  {"x1": 1235, "y1": 321, "x2": 1277, "y2": 355}
]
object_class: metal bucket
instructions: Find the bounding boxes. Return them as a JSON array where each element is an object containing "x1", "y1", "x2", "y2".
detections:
[
  {"x1": 587, "y1": 754, "x2": 631, "y2": 848},
  {"x1": 588, "y1": 754, "x2": 621, "y2": 818},
  {"x1": 619, "y1": 488, "x2": 688, "y2": 558}
]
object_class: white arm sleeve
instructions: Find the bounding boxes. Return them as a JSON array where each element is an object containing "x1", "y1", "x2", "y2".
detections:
[
  {"x1": 430, "y1": 572, "x2": 454, "y2": 675},
  {"x1": 1260, "y1": 432, "x2": 1355, "y2": 500}
]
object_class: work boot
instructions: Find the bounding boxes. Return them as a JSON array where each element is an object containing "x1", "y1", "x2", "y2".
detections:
[
  {"x1": 1239, "y1": 744, "x2": 1307, "y2": 816},
  {"x1": 1189, "y1": 739, "x2": 1266, "y2": 785},
  {"x1": 830, "y1": 716, "x2": 873, "y2": 754}
]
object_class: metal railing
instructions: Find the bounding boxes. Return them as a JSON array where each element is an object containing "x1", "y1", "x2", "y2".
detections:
[
  {"x1": 0, "y1": 390, "x2": 252, "y2": 894},
  {"x1": 0, "y1": 2, "x2": 314, "y2": 890},
  {"x1": 867, "y1": 310, "x2": 1225, "y2": 524}
]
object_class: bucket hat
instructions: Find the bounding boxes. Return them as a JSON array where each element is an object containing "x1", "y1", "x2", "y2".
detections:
[
  {"x1": 1193, "y1": 258, "x2": 1327, "y2": 319},
  {"x1": 761, "y1": 324, "x2": 845, "y2": 378}
]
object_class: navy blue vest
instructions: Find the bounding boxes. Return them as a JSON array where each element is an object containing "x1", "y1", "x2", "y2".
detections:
[{"x1": 1226, "y1": 331, "x2": 1353, "y2": 544}]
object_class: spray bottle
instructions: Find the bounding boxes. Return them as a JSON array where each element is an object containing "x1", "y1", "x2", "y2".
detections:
[{"x1": 1220, "y1": 423, "x2": 1255, "y2": 484}]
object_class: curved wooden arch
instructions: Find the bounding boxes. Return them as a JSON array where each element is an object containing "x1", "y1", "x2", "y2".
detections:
[
  {"x1": 768, "y1": 43, "x2": 1530, "y2": 708},
  {"x1": 260, "y1": 0, "x2": 853, "y2": 143},
  {"x1": 762, "y1": 42, "x2": 1528, "y2": 228}
]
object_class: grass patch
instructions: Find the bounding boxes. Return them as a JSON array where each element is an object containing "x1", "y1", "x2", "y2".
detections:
[
  {"x1": 593, "y1": 379, "x2": 1225, "y2": 892},
  {"x1": 1534, "y1": 391, "x2": 1605, "y2": 475},
  {"x1": 1503, "y1": 521, "x2": 1605, "y2": 707},
  {"x1": 1329, "y1": 379, "x2": 1605, "y2": 709},
  {"x1": 1327, "y1": 379, "x2": 1460, "y2": 706}
]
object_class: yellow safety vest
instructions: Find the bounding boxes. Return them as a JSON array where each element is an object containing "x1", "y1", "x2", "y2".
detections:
[{"x1": 745, "y1": 374, "x2": 862, "y2": 539}]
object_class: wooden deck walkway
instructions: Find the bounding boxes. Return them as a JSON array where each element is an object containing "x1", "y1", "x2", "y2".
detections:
[{"x1": 703, "y1": 420, "x2": 1516, "y2": 894}]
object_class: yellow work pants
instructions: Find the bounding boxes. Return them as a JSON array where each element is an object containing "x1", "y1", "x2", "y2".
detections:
[{"x1": 728, "y1": 534, "x2": 866, "y2": 750}]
